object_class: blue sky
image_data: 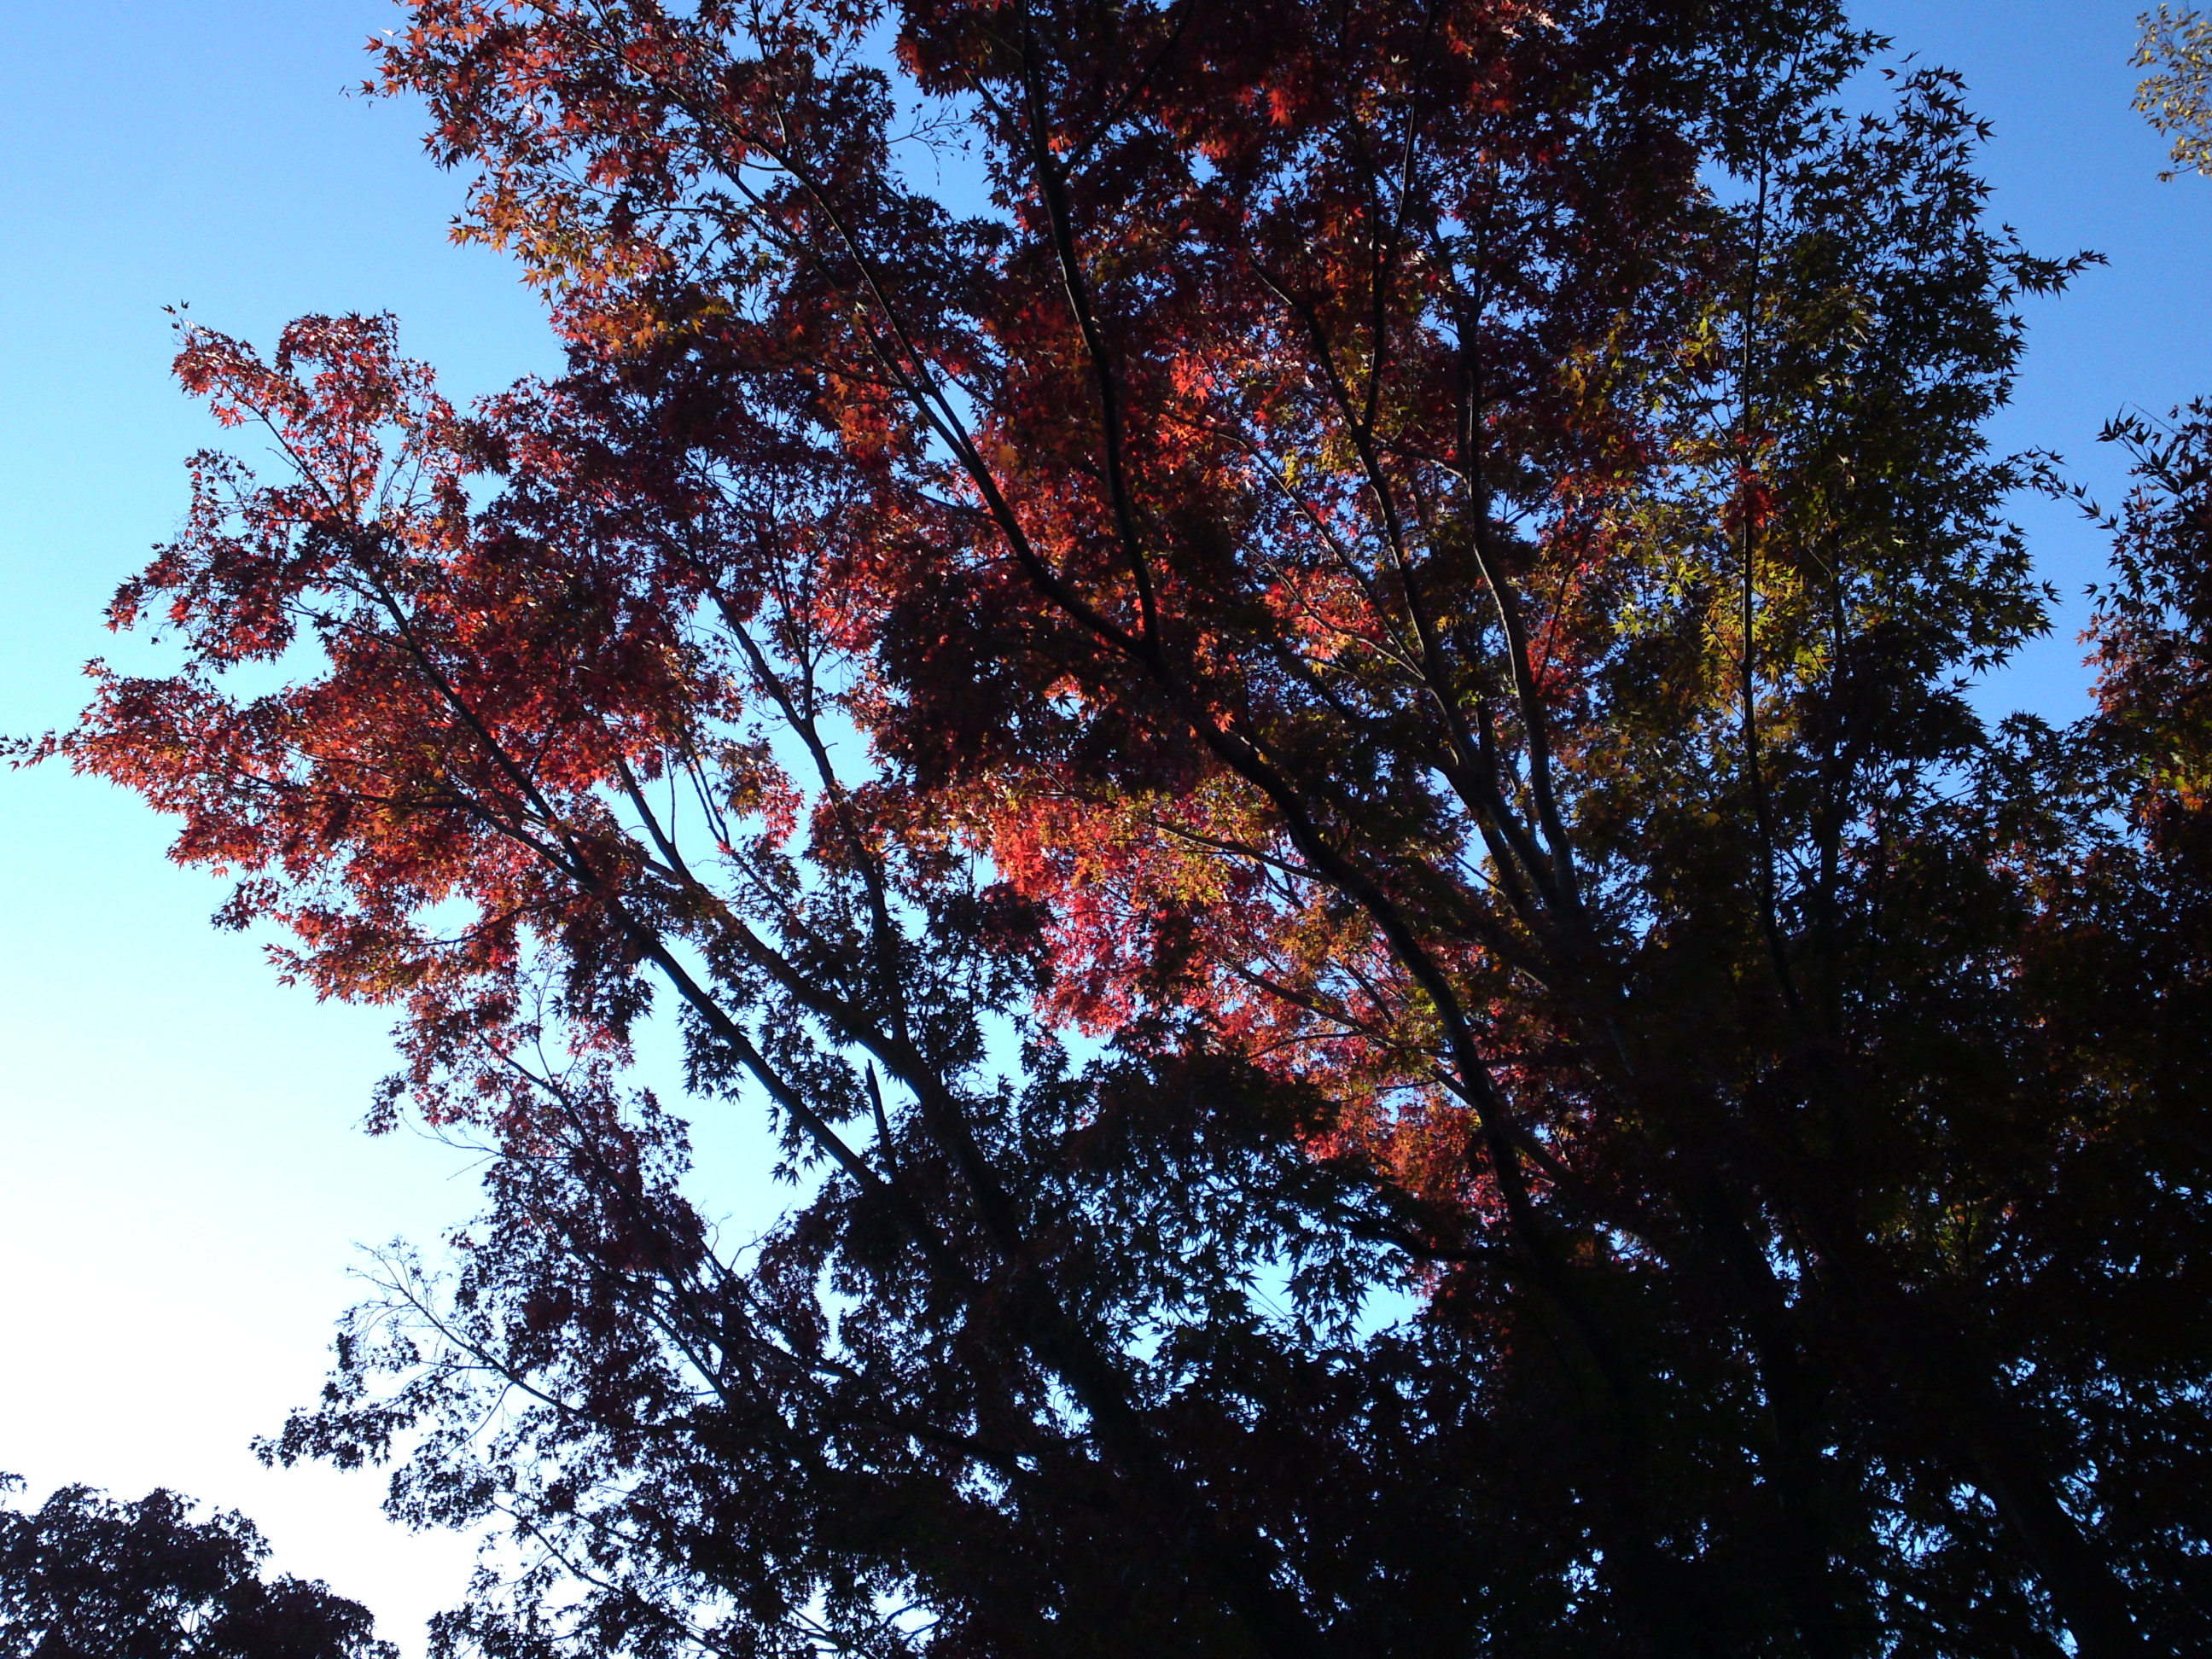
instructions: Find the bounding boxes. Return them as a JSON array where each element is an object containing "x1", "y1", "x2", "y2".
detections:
[
  {"x1": 0, "y1": 2, "x2": 2205, "y2": 1654},
  {"x1": 0, "y1": 3, "x2": 563, "y2": 1644}
]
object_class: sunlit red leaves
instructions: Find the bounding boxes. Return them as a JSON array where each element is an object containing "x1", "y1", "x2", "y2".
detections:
[
  {"x1": 65, "y1": 321, "x2": 701, "y2": 1113},
  {"x1": 71, "y1": 4, "x2": 1761, "y2": 1256},
  {"x1": 89, "y1": 11, "x2": 1656, "y2": 1286}
]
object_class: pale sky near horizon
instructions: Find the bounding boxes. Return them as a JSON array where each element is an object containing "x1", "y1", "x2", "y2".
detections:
[{"x1": 2, "y1": 3, "x2": 2208, "y2": 1655}]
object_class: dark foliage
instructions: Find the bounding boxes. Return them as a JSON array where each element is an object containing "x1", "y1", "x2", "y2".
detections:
[{"x1": 0, "y1": 1478, "x2": 394, "y2": 1659}]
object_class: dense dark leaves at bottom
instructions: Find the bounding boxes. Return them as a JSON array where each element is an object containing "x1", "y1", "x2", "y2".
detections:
[{"x1": 0, "y1": 1479, "x2": 393, "y2": 1659}]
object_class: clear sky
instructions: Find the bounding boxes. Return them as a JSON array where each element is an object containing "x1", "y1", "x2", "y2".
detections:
[{"x1": 0, "y1": 3, "x2": 2205, "y2": 1655}]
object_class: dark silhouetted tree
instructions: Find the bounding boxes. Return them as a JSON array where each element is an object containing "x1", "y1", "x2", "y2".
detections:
[{"x1": 0, "y1": 1477, "x2": 393, "y2": 1659}]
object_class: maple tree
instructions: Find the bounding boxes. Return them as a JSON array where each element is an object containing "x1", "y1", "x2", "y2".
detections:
[{"x1": 37, "y1": 0, "x2": 2212, "y2": 1653}]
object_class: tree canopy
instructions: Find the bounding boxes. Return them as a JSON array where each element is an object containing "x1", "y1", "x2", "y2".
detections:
[
  {"x1": 34, "y1": 1, "x2": 2212, "y2": 1655},
  {"x1": 2137, "y1": 3, "x2": 2212, "y2": 178},
  {"x1": 0, "y1": 1478, "x2": 393, "y2": 1659}
]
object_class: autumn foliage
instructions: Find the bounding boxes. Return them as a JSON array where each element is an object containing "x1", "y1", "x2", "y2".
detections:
[{"x1": 40, "y1": 0, "x2": 2212, "y2": 1654}]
